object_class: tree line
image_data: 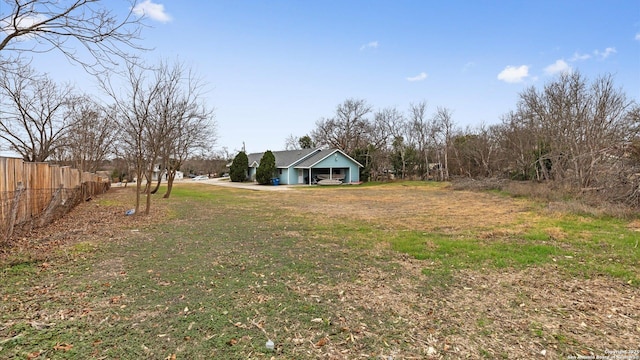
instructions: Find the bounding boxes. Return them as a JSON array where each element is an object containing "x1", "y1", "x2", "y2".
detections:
[{"x1": 288, "y1": 72, "x2": 639, "y2": 207}]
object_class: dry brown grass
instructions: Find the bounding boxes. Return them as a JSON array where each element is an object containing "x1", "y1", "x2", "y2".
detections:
[
  {"x1": 278, "y1": 183, "x2": 535, "y2": 235},
  {"x1": 453, "y1": 178, "x2": 639, "y2": 219}
]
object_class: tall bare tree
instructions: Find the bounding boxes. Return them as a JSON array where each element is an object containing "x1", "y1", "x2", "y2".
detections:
[
  {"x1": 0, "y1": 0, "x2": 145, "y2": 74},
  {"x1": 103, "y1": 60, "x2": 215, "y2": 212},
  {"x1": 432, "y1": 107, "x2": 455, "y2": 181},
  {"x1": 407, "y1": 101, "x2": 432, "y2": 179},
  {"x1": 0, "y1": 63, "x2": 73, "y2": 161},
  {"x1": 151, "y1": 60, "x2": 216, "y2": 199},
  {"x1": 60, "y1": 95, "x2": 118, "y2": 173},
  {"x1": 368, "y1": 107, "x2": 402, "y2": 180},
  {"x1": 311, "y1": 98, "x2": 372, "y2": 155},
  {"x1": 104, "y1": 62, "x2": 161, "y2": 215}
]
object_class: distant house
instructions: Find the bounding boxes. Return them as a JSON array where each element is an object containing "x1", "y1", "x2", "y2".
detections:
[
  {"x1": 151, "y1": 164, "x2": 183, "y2": 181},
  {"x1": 244, "y1": 148, "x2": 362, "y2": 185}
]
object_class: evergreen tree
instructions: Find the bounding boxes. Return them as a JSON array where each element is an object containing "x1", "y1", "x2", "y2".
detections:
[
  {"x1": 299, "y1": 135, "x2": 313, "y2": 149},
  {"x1": 256, "y1": 150, "x2": 276, "y2": 185},
  {"x1": 230, "y1": 151, "x2": 248, "y2": 182}
]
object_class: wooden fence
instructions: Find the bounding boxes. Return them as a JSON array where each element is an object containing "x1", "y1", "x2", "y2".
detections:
[{"x1": 0, "y1": 156, "x2": 110, "y2": 243}]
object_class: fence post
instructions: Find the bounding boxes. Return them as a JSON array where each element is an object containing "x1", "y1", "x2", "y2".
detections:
[{"x1": 3, "y1": 186, "x2": 24, "y2": 244}]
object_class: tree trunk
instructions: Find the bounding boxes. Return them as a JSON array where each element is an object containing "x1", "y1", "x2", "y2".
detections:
[
  {"x1": 145, "y1": 170, "x2": 152, "y2": 215},
  {"x1": 150, "y1": 172, "x2": 162, "y2": 194},
  {"x1": 164, "y1": 170, "x2": 176, "y2": 198},
  {"x1": 134, "y1": 176, "x2": 142, "y2": 215}
]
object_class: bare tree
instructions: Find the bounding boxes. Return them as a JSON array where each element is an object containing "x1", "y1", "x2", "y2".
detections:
[
  {"x1": 407, "y1": 101, "x2": 432, "y2": 179},
  {"x1": 495, "y1": 110, "x2": 540, "y2": 180},
  {"x1": 60, "y1": 95, "x2": 118, "y2": 172},
  {"x1": 151, "y1": 60, "x2": 216, "y2": 199},
  {"x1": 104, "y1": 62, "x2": 161, "y2": 215},
  {"x1": 0, "y1": 63, "x2": 73, "y2": 161},
  {"x1": 450, "y1": 124, "x2": 498, "y2": 178},
  {"x1": 311, "y1": 98, "x2": 372, "y2": 155},
  {"x1": 103, "y1": 60, "x2": 215, "y2": 213},
  {"x1": 368, "y1": 107, "x2": 402, "y2": 180},
  {"x1": 284, "y1": 134, "x2": 300, "y2": 150},
  {"x1": 432, "y1": 107, "x2": 455, "y2": 181},
  {"x1": 514, "y1": 72, "x2": 634, "y2": 187},
  {"x1": 0, "y1": 0, "x2": 146, "y2": 74}
]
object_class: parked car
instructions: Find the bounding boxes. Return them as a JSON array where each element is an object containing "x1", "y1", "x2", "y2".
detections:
[{"x1": 193, "y1": 175, "x2": 209, "y2": 181}]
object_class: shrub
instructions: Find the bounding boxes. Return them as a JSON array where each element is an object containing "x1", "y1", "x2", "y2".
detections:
[
  {"x1": 230, "y1": 151, "x2": 248, "y2": 182},
  {"x1": 256, "y1": 150, "x2": 276, "y2": 185}
]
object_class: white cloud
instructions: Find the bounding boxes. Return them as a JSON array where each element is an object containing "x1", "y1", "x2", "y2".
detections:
[
  {"x1": 569, "y1": 52, "x2": 591, "y2": 62},
  {"x1": 636, "y1": 33, "x2": 640, "y2": 41},
  {"x1": 406, "y1": 72, "x2": 427, "y2": 82},
  {"x1": 594, "y1": 47, "x2": 616, "y2": 59},
  {"x1": 497, "y1": 65, "x2": 529, "y2": 83},
  {"x1": 0, "y1": 14, "x2": 47, "y2": 39},
  {"x1": 359, "y1": 41, "x2": 378, "y2": 50},
  {"x1": 544, "y1": 59, "x2": 571, "y2": 75},
  {"x1": 132, "y1": 0, "x2": 172, "y2": 23}
]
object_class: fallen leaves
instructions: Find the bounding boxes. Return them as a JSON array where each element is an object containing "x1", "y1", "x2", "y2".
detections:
[
  {"x1": 53, "y1": 342, "x2": 73, "y2": 351},
  {"x1": 26, "y1": 351, "x2": 41, "y2": 359},
  {"x1": 315, "y1": 337, "x2": 328, "y2": 347}
]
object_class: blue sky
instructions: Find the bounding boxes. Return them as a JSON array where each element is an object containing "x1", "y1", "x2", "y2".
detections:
[{"x1": 24, "y1": 0, "x2": 640, "y2": 154}]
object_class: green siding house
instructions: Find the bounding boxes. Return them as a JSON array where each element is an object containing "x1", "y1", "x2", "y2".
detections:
[{"x1": 246, "y1": 148, "x2": 362, "y2": 185}]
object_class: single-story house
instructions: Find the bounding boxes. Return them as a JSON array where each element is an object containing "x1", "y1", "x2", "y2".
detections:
[{"x1": 245, "y1": 148, "x2": 362, "y2": 185}]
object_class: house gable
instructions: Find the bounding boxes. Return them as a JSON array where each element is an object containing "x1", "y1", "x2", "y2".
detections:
[{"x1": 294, "y1": 149, "x2": 363, "y2": 169}]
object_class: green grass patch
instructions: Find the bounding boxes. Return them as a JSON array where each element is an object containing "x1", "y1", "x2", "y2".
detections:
[
  {"x1": 387, "y1": 211, "x2": 639, "y2": 285},
  {"x1": 390, "y1": 232, "x2": 561, "y2": 271}
]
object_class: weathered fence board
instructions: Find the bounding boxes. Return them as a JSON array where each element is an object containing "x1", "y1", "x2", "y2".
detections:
[{"x1": 1, "y1": 156, "x2": 110, "y2": 242}]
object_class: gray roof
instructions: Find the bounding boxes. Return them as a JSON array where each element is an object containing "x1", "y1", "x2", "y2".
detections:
[
  {"x1": 245, "y1": 148, "x2": 363, "y2": 169},
  {"x1": 295, "y1": 148, "x2": 363, "y2": 168},
  {"x1": 247, "y1": 148, "x2": 319, "y2": 168}
]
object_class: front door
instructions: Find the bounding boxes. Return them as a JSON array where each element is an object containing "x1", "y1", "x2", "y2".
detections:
[{"x1": 298, "y1": 169, "x2": 304, "y2": 184}]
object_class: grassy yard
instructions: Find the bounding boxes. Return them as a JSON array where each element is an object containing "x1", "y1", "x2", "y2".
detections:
[{"x1": 1, "y1": 181, "x2": 638, "y2": 359}]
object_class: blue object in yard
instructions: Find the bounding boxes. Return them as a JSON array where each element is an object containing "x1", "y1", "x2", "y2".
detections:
[
  {"x1": 125, "y1": 209, "x2": 135, "y2": 216},
  {"x1": 272, "y1": 178, "x2": 280, "y2": 185}
]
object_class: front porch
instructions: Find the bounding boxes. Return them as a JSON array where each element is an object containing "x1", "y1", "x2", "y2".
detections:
[{"x1": 298, "y1": 167, "x2": 351, "y2": 185}]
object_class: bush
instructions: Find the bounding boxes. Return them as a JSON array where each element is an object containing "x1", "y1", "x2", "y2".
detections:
[
  {"x1": 256, "y1": 150, "x2": 276, "y2": 185},
  {"x1": 229, "y1": 151, "x2": 248, "y2": 182}
]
